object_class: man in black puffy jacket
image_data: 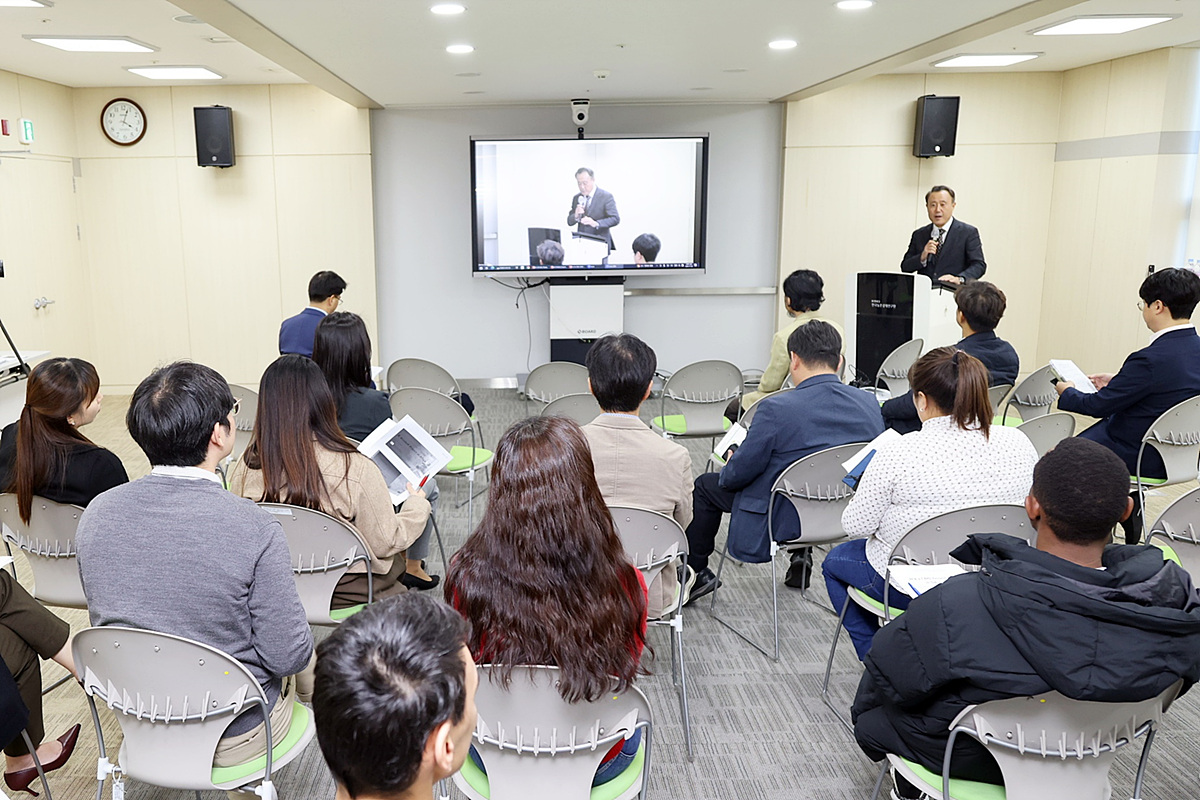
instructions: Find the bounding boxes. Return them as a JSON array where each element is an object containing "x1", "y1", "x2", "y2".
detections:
[{"x1": 853, "y1": 437, "x2": 1200, "y2": 798}]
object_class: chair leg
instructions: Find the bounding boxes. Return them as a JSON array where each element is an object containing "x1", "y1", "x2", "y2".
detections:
[
  {"x1": 820, "y1": 593, "x2": 855, "y2": 733},
  {"x1": 770, "y1": 543, "x2": 780, "y2": 662},
  {"x1": 429, "y1": 513, "x2": 449, "y2": 575},
  {"x1": 466, "y1": 470, "x2": 474, "y2": 529},
  {"x1": 870, "y1": 762, "x2": 888, "y2": 800},
  {"x1": 1132, "y1": 723, "x2": 1157, "y2": 800},
  {"x1": 671, "y1": 614, "x2": 694, "y2": 761},
  {"x1": 708, "y1": 542, "x2": 781, "y2": 661}
]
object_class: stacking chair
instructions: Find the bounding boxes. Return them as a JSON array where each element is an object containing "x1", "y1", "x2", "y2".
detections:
[
  {"x1": 875, "y1": 338, "x2": 923, "y2": 399},
  {"x1": 390, "y1": 387, "x2": 495, "y2": 527},
  {"x1": 650, "y1": 360, "x2": 742, "y2": 448},
  {"x1": 609, "y1": 505, "x2": 693, "y2": 760},
  {"x1": 873, "y1": 681, "x2": 1182, "y2": 800},
  {"x1": 523, "y1": 361, "x2": 590, "y2": 409},
  {"x1": 822, "y1": 504, "x2": 1030, "y2": 731},
  {"x1": 1147, "y1": 485, "x2": 1200, "y2": 577},
  {"x1": 258, "y1": 503, "x2": 374, "y2": 625},
  {"x1": 226, "y1": 384, "x2": 258, "y2": 469},
  {"x1": 1016, "y1": 412, "x2": 1075, "y2": 458},
  {"x1": 74, "y1": 626, "x2": 316, "y2": 800},
  {"x1": 987, "y1": 383, "x2": 1012, "y2": 413},
  {"x1": 709, "y1": 443, "x2": 867, "y2": 662},
  {"x1": 454, "y1": 665, "x2": 652, "y2": 800},
  {"x1": 1132, "y1": 395, "x2": 1200, "y2": 542},
  {"x1": 0, "y1": 658, "x2": 53, "y2": 799},
  {"x1": 998, "y1": 365, "x2": 1057, "y2": 425},
  {"x1": 540, "y1": 392, "x2": 603, "y2": 426},
  {"x1": 386, "y1": 357, "x2": 485, "y2": 447},
  {"x1": 738, "y1": 395, "x2": 768, "y2": 429}
]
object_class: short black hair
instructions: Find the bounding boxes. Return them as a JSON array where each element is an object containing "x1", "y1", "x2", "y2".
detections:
[
  {"x1": 1140, "y1": 268, "x2": 1200, "y2": 320},
  {"x1": 1032, "y1": 438, "x2": 1130, "y2": 545},
  {"x1": 127, "y1": 361, "x2": 234, "y2": 467},
  {"x1": 782, "y1": 269, "x2": 824, "y2": 313},
  {"x1": 955, "y1": 281, "x2": 1006, "y2": 332},
  {"x1": 787, "y1": 320, "x2": 841, "y2": 372},
  {"x1": 308, "y1": 271, "x2": 347, "y2": 303},
  {"x1": 314, "y1": 594, "x2": 470, "y2": 799},
  {"x1": 536, "y1": 239, "x2": 564, "y2": 266},
  {"x1": 631, "y1": 233, "x2": 661, "y2": 262},
  {"x1": 585, "y1": 333, "x2": 657, "y2": 413},
  {"x1": 575, "y1": 167, "x2": 594, "y2": 179},
  {"x1": 925, "y1": 185, "x2": 956, "y2": 202}
]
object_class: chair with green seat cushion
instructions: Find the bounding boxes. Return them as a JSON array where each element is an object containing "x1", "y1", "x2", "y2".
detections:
[
  {"x1": 650, "y1": 360, "x2": 742, "y2": 450},
  {"x1": 258, "y1": 502, "x2": 374, "y2": 626},
  {"x1": 1015, "y1": 412, "x2": 1075, "y2": 458},
  {"x1": 541, "y1": 392, "x2": 604, "y2": 426},
  {"x1": 1146, "y1": 485, "x2": 1200, "y2": 577},
  {"x1": 872, "y1": 683, "x2": 1181, "y2": 800},
  {"x1": 1131, "y1": 395, "x2": 1200, "y2": 543},
  {"x1": 452, "y1": 665, "x2": 652, "y2": 800},
  {"x1": 524, "y1": 362, "x2": 590, "y2": 411},
  {"x1": 987, "y1": 384, "x2": 1013, "y2": 417},
  {"x1": 74, "y1": 626, "x2": 316, "y2": 800},
  {"x1": 386, "y1": 357, "x2": 487, "y2": 449},
  {"x1": 998, "y1": 366, "x2": 1058, "y2": 426},
  {"x1": 875, "y1": 338, "x2": 924, "y2": 399}
]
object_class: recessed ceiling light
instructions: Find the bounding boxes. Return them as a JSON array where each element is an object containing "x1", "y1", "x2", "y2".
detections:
[
  {"x1": 690, "y1": 87, "x2": 713, "y2": 91},
  {"x1": 1031, "y1": 15, "x2": 1176, "y2": 36},
  {"x1": 723, "y1": 68, "x2": 748, "y2": 73},
  {"x1": 446, "y1": 44, "x2": 474, "y2": 54},
  {"x1": 431, "y1": 3, "x2": 466, "y2": 14},
  {"x1": 127, "y1": 66, "x2": 222, "y2": 80},
  {"x1": 0, "y1": 0, "x2": 53, "y2": 7},
  {"x1": 836, "y1": 0, "x2": 874, "y2": 10},
  {"x1": 455, "y1": 72, "x2": 480, "y2": 77},
  {"x1": 464, "y1": 90, "x2": 486, "y2": 95},
  {"x1": 25, "y1": 35, "x2": 155, "y2": 53},
  {"x1": 934, "y1": 54, "x2": 1039, "y2": 68},
  {"x1": 173, "y1": 14, "x2": 204, "y2": 24},
  {"x1": 769, "y1": 39, "x2": 797, "y2": 50}
]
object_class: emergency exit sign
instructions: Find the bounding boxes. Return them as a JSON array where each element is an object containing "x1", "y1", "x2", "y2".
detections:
[{"x1": 18, "y1": 118, "x2": 33, "y2": 145}]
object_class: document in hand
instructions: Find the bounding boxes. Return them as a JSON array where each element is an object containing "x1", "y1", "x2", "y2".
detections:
[
  {"x1": 710, "y1": 422, "x2": 748, "y2": 467},
  {"x1": 1048, "y1": 359, "x2": 1097, "y2": 393},
  {"x1": 889, "y1": 563, "x2": 967, "y2": 598},
  {"x1": 358, "y1": 415, "x2": 453, "y2": 505},
  {"x1": 841, "y1": 428, "x2": 903, "y2": 490}
]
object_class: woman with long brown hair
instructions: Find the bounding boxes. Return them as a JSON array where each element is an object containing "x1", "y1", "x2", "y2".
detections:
[
  {"x1": 229, "y1": 354, "x2": 431, "y2": 606},
  {"x1": 444, "y1": 415, "x2": 648, "y2": 785},
  {"x1": 822, "y1": 347, "x2": 1038, "y2": 660}
]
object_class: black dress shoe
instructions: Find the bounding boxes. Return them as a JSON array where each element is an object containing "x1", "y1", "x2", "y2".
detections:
[
  {"x1": 401, "y1": 572, "x2": 441, "y2": 590},
  {"x1": 784, "y1": 547, "x2": 813, "y2": 590},
  {"x1": 684, "y1": 568, "x2": 720, "y2": 605}
]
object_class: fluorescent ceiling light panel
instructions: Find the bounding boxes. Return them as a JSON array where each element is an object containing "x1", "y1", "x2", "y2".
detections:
[
  {"x1": 127, "y1": 66, "x2": 222, "y2": 80},
  {"x1": 431, "y1": 3, "x2": 466, "y2": 14},
  {"x1": 836, "y1": 0, "x2": 874, "y2": 10},
  {"x1": 446, "y1": 43, "x2": 474, "y2": 53},
  {"x1": 768, "y1": 39, "x2": 797, "y2": 50},
  {"x1": 0, "y1": 0, "x2": 53, "y2": 7},
  {"x1": 25, "y1": 35, "x2": 155, "y2": 52},
  {"x1": 1032, "y1": 15, "x2": 1176, "y2": 36},
  {"x1": 934, "y1": 54, "x2": 1039, "y2": 68}
]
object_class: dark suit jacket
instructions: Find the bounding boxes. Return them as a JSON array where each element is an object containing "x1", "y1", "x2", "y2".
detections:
[
  {"x1": 721, "y1": 374, "x2": 885, "y2": 563},
  {"x1": 279, "y1": 307, "x2": 326, "y2": 358},
  {"x1": 882, "y1": 330, "x2": 1020, "y2": 434},
  {"x1": 1058, "y1": 328, "x2": 1200, "y2": 478},
  {"x1": 566, "y1": 187, "x2": 620, "y2": 251},
  {"x1": 901, "y1": 219, "x2": 986, "y2": 282}
]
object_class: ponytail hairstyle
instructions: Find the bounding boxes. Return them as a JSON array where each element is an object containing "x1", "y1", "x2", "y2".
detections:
[
  {"x1": 10, "y1": 358, "x2": 100, "y2": 523},
  {"x1": 908, "y1": 346, "x2": 992, "y2": 438}
]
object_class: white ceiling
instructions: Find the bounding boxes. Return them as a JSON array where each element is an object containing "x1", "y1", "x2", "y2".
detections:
[{"x1": 0, "y1": 0, "x2": 1197, "y2": 107}]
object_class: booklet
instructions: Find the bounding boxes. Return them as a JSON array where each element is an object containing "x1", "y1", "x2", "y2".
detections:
[
  {"x1": 710, "y1": 422, "x2": 748, "y2": 467},
  {"x1": 889, "y1": 563, "x2": 967, "y2": 598},
  {"x1": 358, "y1": 415, "x2": 453, "y2": 505},
  {"x1": 840, "y1": 428, "x2": 902, "y2": 490},
  {"x1": 1048, "y1": 359, "x2": 1097, "y2": 394}
]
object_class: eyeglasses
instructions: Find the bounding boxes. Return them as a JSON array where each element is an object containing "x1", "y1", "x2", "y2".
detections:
[
  {"x1": 230, "y1": 398, "x2": 241, "y2": 418},
  {"x1": 1137, "y1": 300, "x2": 1145, "y2": 311}
]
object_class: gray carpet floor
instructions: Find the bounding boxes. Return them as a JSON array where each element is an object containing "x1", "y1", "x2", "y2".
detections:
[{"x1": 20, "y1": 388, "x2": 1200, "y2": 799}]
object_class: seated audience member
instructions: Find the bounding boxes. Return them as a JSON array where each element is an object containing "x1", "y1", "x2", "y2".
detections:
[
  {"x1": 686, "y1": 321, "x2": 884, "y2": 603},
  {"x1": 583, "y1": 333, "x2": 693, "y2": 615},
  {"x1": 853, "y1": 438, "x2": 1200, "y2": 799},
  {"x1": 882, "y1": 281, "x2": 1019, "y2": 434},
  {"x1": 444, "y1": 416, "x2": 647, "y2": 786},
  {"x1": 1055, "y1": 267, "x2": 1200, "y2": 543},
  {"x1": 76, "y1": 361, "x2": 313, "y2": 768},
  {"x1": 825, "y1": 348, "x2": 1038, "y2": 660},
  {"x1": 230, "y1": 355, "x2": 434, "y2": 598},
  {"x1": 741, "y1": 269, "x2": 844, "y2": 411},
  {"x1": 279, "y1": 270, "x2": 346, "y2": 358},
  {"x1": 313, "y1": 594, "x2": 477, "y2": 800},
  {"x1": 0, "y1": 357, "x2": 127, "y2": 524},
  {"x1": 0, "y1": 571, "x2": 79, "y2": 795},
  {"x1": 631, "y1": 233, "x2": 661, "y2": 264},
  {"x1": 536, "y1": 239, "x2": 565, "y2": 266}
]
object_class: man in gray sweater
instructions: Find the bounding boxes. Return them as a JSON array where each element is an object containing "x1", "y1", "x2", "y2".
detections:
[{"x1": 77, "y1": 361, "x2": 313, "y2": 768}]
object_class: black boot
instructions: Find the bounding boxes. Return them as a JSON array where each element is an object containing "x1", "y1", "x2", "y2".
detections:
[{"x1": 784, "y1": 547, "x2": 813, "y2": 590}]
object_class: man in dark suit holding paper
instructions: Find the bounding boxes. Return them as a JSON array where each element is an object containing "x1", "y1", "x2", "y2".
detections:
[
  {"x1": 900, "y1": 186, "x2": 986, "y2": 285},
  {"x1": 567, "y1": 167, "x2": 619, "y2": 251}
]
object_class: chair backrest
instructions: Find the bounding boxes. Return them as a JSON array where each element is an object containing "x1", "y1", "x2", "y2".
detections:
[
  {"x1": 0, "y1": 493, "x2": 87, "y2": 608},
  {"x1": 390, "y1": 387, "x2": 474, "y2": 442},
  {"x1": 889, "y1": 504, "x2": 1032, "y2": 568},
  {"x1": 524, "y1": 362, "x2": 590, "y2": 404},
  {"x1": 1137, "y1": 395, "x2": 1200, "y2": 485},
  {"x1": 258, "y1": 503, "x2": 373, "y2": 625},
  {"x1": 463, "y1": 665, "x2": 652, "y2": 800},
  {"x1": 73, "y1": 626, "x2": 270, "y2": 791},
  {"x1": 768, "y1": 443, "x2": 866, "y2": 546},
  {"x1": 609, "y1": 505, "x2": 688, "y2": 583},
  {"x1": 740, "y1": 395, "x2": 768, "y2": 428},
  {"x1": 876, "y1": 338, "x2": 923, "y2": 396},
  {"x1": 228, "y1": 384, "x2": 258, "y2": 432},
  {"x1": 1002, "y1": 365, "x2": 1058, "y2": 422},
  {"x1": 540, "y1": 392, "x2": 603, "y2": 426},
  {"x1": 947, "y1": 682, "x2": 1180, "y2": 800},
  {"x1": 659, "y1": 360, "x2": 743, "y2": 437},
  {"x1": 988, "y1": 383, "x2": 1013, "y2": 412},
  {"x1": 386, "y1": 357, "x2": 461, "y2": 397},
  {"x1": 1016, "y1": 412, "x2": 1076, "y2": 459},
  {"x1": 1147, "y1": 485, "x2": 1200, "y2": 577}
]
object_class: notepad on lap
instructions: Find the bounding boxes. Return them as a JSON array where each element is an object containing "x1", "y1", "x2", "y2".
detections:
[
  {"x1": 1049, "y1": 359, "x2": 1097, "y2": 394},
  {"x1": 890, "y1": 564, "x2": 967, "y2": 598}
]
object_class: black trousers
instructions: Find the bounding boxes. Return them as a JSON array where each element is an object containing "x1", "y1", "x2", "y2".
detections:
[{"x1": 685, "y1": 472, "x2": 737, "y2": 572}]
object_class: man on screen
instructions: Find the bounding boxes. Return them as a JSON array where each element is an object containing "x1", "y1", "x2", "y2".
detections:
[
  {"x1": 567, "y1": 167, "x2": 620, "y2": 251},
  {"x1": 632, "y1": 233, "x2": 661, "y2": 264}
]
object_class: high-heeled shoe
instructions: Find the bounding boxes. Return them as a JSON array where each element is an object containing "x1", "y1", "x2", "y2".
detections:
[
  {"x1": 401, "y1": 571, "x2": 441, "y2": 590},
  {"x1": 4, "y1": 723, "x2": 81, "y2": 796}
]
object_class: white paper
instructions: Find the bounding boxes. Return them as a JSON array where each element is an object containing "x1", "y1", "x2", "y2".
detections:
[
  {"x1": 841, "y1": 428, "x2": 902, "y2": 474},
  {"x1": 1048, "y1": 359, "x2": 1097, "y2": 394},
  {"x1": 358, "y1": 415, "x2": 453, "y2": 504},
  {"x1": 889, "y1": 563, "x2": 966, "y2": 598},
  {"x1": 709, "y1": 423, "x2": 748, "y2": 466},
  {"x1": 0, "y1": 556, "x2": 12, "y2": 569}
]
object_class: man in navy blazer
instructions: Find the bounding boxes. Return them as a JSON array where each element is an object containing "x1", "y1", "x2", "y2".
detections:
[
  {"x1": 566, "y1": 167, "x2": 619, "y2": 252},
  {"x1": 683, "y1": 321, "x2": 884, "y2": 602},
  {"x1": 279, "y1": 271, "x2": 346, "y2": 358},
  {"x1": 1056, "y1": 267, "x2": 1200, "y2": 542},
  {"x1": 900, "y1": 186, "x2": 986, "y2": 285}
]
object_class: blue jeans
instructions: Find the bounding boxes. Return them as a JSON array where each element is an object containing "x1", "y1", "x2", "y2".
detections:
[
  {"x1": 821, "y1": 539, "x2": 910, "y2": 661},
  {"x1": 468, "y1": 728, "x2": 642, "y2": 786}
]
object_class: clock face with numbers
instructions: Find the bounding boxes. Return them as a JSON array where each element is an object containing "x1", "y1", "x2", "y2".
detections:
[{"x1": 101, "y1": 98, "x2": 147, "y2": 146}]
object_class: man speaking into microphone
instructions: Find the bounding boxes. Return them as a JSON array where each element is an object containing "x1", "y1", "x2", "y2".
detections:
[
  {"x1": 567, "y1": 167, "x2": 620, "y2": 252},
  {"x1": 900, "y1": 185, "x2": 986, "y2": 286}
]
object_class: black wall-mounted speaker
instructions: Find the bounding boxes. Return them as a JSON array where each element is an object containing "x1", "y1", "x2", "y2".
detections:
[
  {"x1": 913, "y1": 95, "x2": 959, "y2": 158},
  {"x1": 194, "y1": 105, "x2": 235, "y2": 168}
]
